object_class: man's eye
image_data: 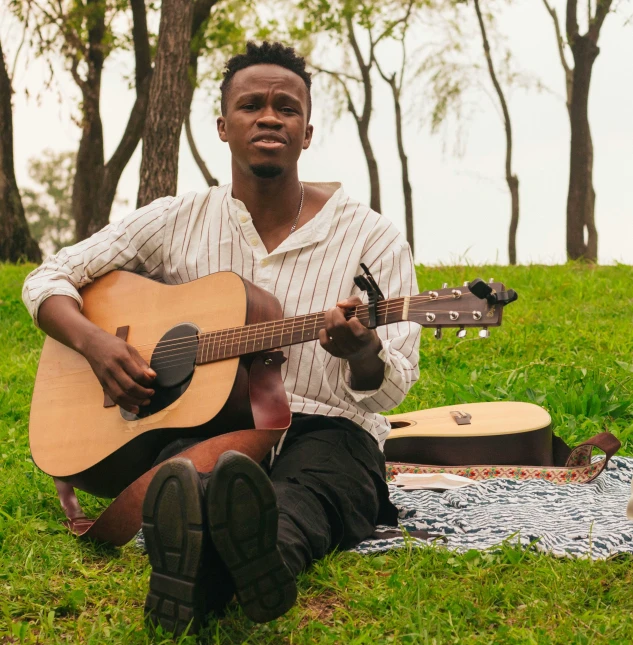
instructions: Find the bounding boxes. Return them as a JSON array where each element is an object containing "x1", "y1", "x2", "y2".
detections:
[
  {"x1": 242, "y1": 104, "x2": 257, "y2": 110},
  {"x1": 281, "y1": 107, "x2": 297, "y2": 114}
]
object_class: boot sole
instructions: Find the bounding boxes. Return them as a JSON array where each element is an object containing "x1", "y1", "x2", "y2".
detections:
[
  {"x1": 206, "y1": 451, "x2": 297, "y2": 623},
  {"x1": 142, "y1": 458, "x2": 207, "y2": 636}
]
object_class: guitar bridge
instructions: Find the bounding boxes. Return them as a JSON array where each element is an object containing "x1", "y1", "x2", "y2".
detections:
[{"x1": 450, "y1": 410, "x2": 472, "y2": 426}]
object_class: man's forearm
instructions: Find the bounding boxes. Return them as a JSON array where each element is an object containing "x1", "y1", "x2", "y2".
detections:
[{"x1": 38, "y1": 295, "x2": 102, "y2": 356}]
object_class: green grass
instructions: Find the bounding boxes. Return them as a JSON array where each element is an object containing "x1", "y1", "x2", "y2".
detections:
[{"x1": 2, "y1": 262, "x2": 633, "y2": 643}]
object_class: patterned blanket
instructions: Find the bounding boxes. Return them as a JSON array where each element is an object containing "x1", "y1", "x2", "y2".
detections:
[{"x1": 353, "y1": 456, "x2": 633, "y2": 560}]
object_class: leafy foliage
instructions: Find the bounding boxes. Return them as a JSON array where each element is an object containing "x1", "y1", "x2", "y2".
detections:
[{"x1": 21, "y1": 150, "x2": 75, "y2": 255}]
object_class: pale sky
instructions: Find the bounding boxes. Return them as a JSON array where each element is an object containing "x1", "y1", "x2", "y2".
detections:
[{"x1": 3, "y1": 0, "x2": 633, "y2": 265}]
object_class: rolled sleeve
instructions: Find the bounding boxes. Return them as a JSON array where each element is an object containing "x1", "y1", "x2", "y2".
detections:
[{"x1": 22, "y1": 197, "x2": 173, "y2": 326}]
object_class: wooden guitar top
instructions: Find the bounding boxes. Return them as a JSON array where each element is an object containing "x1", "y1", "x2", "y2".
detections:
[{"x1": 387, "y1": 402, "x2": 552, "y2": 438}]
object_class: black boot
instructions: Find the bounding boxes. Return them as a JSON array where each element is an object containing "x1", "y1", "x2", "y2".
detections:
[
  {"x1": 205, "y1": 450, "x2": 298, "y2": 623},
  {"x1": 142, "y1": 458, "x2": 234, "y2": 636}
]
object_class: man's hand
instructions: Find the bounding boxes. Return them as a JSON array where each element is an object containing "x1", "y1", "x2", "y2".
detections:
[
  {"x1": 81, "y1": 328, "x2": 156, "y2": 415},
  {"x1": 319, "y1": 296, "x2": 381, "y2": 360},
  {"x1": 319, "y1": 296, "x2": 384, "y2": 391},
  {"x1": 38, "y1": 295, "x2": 156, "y2": 415}
]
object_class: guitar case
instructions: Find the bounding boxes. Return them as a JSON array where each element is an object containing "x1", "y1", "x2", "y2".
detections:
[{"x1": 385, "y1": 402, "x2": 620, "y2": 485}]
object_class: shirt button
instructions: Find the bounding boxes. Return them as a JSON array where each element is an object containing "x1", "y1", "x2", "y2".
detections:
[
  {"x1": 239, "y1": 215, "x2": 248, "y2": 223},
  {"x1": 250, "y1": 238, "x2": 259, "y2": 247},
  {"x1": 261, "y1": 258, "x2": 269, "y2": 267}
]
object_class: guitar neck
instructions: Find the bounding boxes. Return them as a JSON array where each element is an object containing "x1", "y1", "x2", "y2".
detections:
[{"x1": 195, "y1": 296, "x2": 409, "y2": 365}]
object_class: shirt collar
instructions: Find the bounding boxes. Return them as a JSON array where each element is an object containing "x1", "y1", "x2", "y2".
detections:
[{"x1": 226, "y1": 182, "x2": 343, "y2": 256}]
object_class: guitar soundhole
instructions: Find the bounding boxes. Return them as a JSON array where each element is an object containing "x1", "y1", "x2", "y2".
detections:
[{"x1": 120, "y1": 323, "x2": 199, "y2": 421}]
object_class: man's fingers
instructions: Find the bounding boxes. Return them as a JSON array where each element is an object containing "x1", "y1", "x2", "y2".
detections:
[
  {"x1": 336, "y1": 296, "x2": 363, "y2": 309},
  {"x1": 129, "y1": 346, "x2": 157, "y2": 383},
  {"x1": 318, "y1": 328, "x2": 343, "y2": 357},
  {"x1": 116, "y1": 369, "x2": 155, "y2": 402},
  {"x1": 347, "y1": 316, "x2": 370, "y2": 338},
  {"x1": 104, "y1": 380, "x2": 142, "y2": 414}
]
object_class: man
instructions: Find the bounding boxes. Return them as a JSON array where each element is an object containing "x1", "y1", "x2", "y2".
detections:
[{"x1": 22, "y1": 42, "x2": 421, "y2": 634}]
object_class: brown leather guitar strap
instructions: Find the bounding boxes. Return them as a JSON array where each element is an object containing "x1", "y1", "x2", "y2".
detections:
[
  {"x1": 562, "y1": 431, "x2": 621, "y2": 482},
  {"x1": 53, "y1": 352, "x2": 290, "y2": 547}
]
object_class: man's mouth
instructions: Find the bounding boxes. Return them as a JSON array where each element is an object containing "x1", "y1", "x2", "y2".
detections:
[{"x1": 251, "y1": 133, "x2": 287, "y2": 150}]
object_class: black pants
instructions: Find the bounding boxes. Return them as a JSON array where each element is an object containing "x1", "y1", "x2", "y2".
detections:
[
  {"x1": 155, "y1": 414, "x2": 398, "y2": 576},
  {"x1": 267, "y1": 414, "x2": 398, "y2": 576}
]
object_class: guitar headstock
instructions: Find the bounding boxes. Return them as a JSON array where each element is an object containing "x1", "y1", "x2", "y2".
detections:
[{"x1": 407, "y1": 278, "x2": 518, "y2": 339}]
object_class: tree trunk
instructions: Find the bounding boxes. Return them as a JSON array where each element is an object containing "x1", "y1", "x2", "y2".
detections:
[
  {"x1": 566, "y1": 34, "x2": 599, "y2": 261},
  {"x1": 474, "y1": 0, "x2": 519, "y2": 265},
  {"x1": 137, "y1": 0, "x2": 195, "y2": 207},
  {"x1": 356, "y1": 119, "x2": 381, "y2": 214},
  {"x1": 73, "y1": 87, "x2": 106, "y2": 241},
  {"x1": 73, "y1": 0, "x2": 152, "y2": 241},
  {"x1": 345, "y1": 15, "x2": 381, "y2": 214},
  {"x1": 508, "y1": 175, "x2": 519, "y2": 266},
  {"x1": 0, "y1": 38, "x2": 41, "y2": 262},
  {"x1": 71, "y1": 0, "x2": 106, "y2": 242},
  {"x1": 391, "y1": 81, "x2": 414, "y2": 254}
]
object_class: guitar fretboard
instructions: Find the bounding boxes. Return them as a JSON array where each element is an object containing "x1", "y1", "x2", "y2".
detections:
[{"x1": 194, "y1": 297, "x2": 407, "y2": 364}]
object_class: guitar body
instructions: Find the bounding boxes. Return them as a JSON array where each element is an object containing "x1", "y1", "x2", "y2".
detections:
[
  {"x1": 29, "y1": 271, "x2": 289, "y2": 497},
  {"x1": 385, "y1": 402, "x2": 553, "y2": 467}
]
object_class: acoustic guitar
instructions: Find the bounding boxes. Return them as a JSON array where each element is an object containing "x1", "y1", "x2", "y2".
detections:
[
  {"x1": 385, "y1": 402, "x2": 554, "y2": 467},
  {"x1": 29, "y1": 270, "x2": 517, "y2": 497}
]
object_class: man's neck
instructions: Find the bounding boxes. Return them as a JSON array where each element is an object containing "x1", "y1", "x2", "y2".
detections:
[{"x1": 231, "y1": 163, "x2": 302, "y2": 235}]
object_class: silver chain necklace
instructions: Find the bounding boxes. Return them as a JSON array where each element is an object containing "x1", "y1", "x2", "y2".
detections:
[{"x1": 289, "y1": 182, "x2": 305, "y2": 234}]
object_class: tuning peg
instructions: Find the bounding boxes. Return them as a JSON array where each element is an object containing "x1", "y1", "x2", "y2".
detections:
[
  {"x1": 489, "y1": 278, "x2": 495, "y2": 283},
  {"x1": 434, "y1": 327, "x2": 443, "y2": 340},
  {"x1": 463, "y1": 281, "x2": 470, "y2": 287},
  {"x1": 456, "y1": 327, "x2": 467, "y2": 339},
  {"x1": 442, "y1": 283, "x2": 448, "y2": 289},
  {"x1": 479, "y1": 327, "x2": 490, "y2": 339}
]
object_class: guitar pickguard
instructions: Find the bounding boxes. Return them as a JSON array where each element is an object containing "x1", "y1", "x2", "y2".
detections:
[{"x1": 121, "y1": 322, "x2": 199, "y2": 421}]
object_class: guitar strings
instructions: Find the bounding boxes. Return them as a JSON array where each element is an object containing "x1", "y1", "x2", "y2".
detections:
[
  {"x1": 112, "y1": 292, "x2": 476, "y2": 354},
  {"x1": 36, "y1": 305, "x2": 498, "y2": 387},
  {"x1": 133, "y1": 307, "x2": 496, "y2": 370},
  {"x1": 137, "y1": 304, "x2": 495, "y2": 364},
  {"x1": 126, "y1": 293, "x2": 488, "y2": 358}
]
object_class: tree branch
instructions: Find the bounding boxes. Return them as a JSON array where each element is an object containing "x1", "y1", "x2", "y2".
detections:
[
  {"x1": 542, "y1": 0, "x2": 571, "y2": 75},
  {"x1": 542, "y1": 0, "x2": 573, "y2": 112},
  {"x1": 102, "y1": 0, "x2": 152, "y2": 210},
  {"x1": 313, "y1": 67, "x2": 360, "y2": 121},
  {"x1": 474, "y1": 0, "x2": 513, "y2": 182},
  {"x1": 345, "y1": 14, "x2": 372, "y2": 124},
  {"x1": 373, "y1": 0, "x2": 415, "y2": 49},
  {"x1": 589, "y1": 0, "x2": 613, "y2": 41},
  {"x1": 185, "y1": 111, "x2": 218, "y2": 186},
  {"x1": 566, "y1": 0, "x2": 579, "y2": 42},
  {"x1": 10, "y1": 8, "x2": 30, "y2": 82},
  {"x1": 130, "y1": 0, "x2": 151, "y2": 86},
  {"x1": 311, "y1": 65, "x2": 362, "y2": 84}
]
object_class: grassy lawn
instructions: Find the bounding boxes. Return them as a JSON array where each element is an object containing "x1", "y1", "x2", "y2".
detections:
[{"x1": 2, "y1": 262, "x2": 633, "y2": 643}]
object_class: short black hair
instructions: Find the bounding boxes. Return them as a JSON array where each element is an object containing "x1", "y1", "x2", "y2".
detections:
[{"x1": 220, "y1": 41, "x2": 312, "y2": 120}]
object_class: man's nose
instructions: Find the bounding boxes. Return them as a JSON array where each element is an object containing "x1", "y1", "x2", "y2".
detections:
[{"x1": 256, "y1": 108, "x2": 283, "y2": 129}]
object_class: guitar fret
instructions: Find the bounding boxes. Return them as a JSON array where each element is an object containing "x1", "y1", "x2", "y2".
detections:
[{"x1": 195, "y1": 296, "x2": 411, "y2": 366}]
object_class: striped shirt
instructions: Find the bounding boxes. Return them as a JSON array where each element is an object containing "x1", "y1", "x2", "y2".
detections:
[{"x1": 22, "y1": 182, "x2": 421, "y2": 446}]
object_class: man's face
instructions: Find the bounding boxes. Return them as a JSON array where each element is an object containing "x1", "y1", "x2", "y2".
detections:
[{"x1": 217, "y1": 64, "x2": 313, "y2": 179}]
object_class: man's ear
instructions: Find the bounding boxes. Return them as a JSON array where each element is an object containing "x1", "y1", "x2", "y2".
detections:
[
  {"x1": 217, "y1": 116, "x2": 228, "y2": 142},
  {"x1": 302, "y1": 124, "x2": 314, "y2": 151}
]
